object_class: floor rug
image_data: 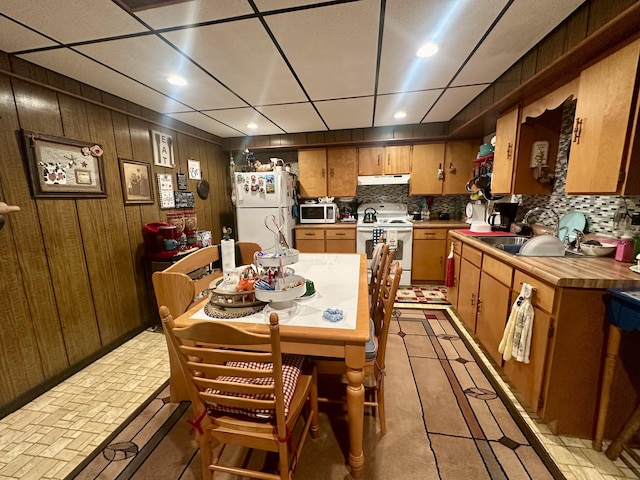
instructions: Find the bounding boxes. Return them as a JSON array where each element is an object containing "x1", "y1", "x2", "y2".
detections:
[
  {"x1": 66, "y1": 307, "x2": 561, "y2": 480},
  {"x1": 395, "y1": 285, "x2": 450, "y2": 305}
]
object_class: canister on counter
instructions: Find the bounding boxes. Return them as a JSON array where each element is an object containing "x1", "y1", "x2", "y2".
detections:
[{"x1": 615, "y1": 234, "x2": 634, "y2": 263}]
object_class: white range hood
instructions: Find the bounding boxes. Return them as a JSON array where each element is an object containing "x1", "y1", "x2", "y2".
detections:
[{"x1": 357, "y1": 174, "x2": 410, "y2": 185}]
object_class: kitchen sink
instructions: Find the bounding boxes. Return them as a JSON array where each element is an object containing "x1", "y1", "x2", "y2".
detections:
[{"x1": 474, "y1": 235, "x2": 586, "y2": 257}]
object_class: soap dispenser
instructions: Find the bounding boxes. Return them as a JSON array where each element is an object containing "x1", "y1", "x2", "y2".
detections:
[{"x1": 615, "y1": 234, "x2": 634, "y2": 263}]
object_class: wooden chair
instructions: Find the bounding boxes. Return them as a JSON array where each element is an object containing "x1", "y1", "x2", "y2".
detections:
[
  {"x1": 370, "y1": 245, "x2": 395, "y2": 319},
  {"x1": 236, "y1": 241, "x2": 263, "y2": 265},
  {"x1": 152, "y1": 246, "x2": 223, "y2": 402},
  {"x1": 160, "y1": 306, "x2": 319, "y2": 480},
  {"x1": 318, "y1": 261, "x2": 402, "y2": 435}
]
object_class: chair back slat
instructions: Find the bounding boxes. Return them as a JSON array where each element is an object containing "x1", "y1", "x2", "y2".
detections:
[
  {"x1": 371, "y1": 247, "x2": 395, "y2": 320},
  {"x1": 200, "y1": 392, "x2": 277, "y2": 412},
  {"x1": 195, "y1": 378, "x2": 275, "y2": 396},
  {"x1": 375, "y1": 261, "x2": 402, "y2": 371},
  {"x1": 186, "y1": 362, "x2": 275, "y2": 380},
  {"x1": 179, "y1": 346, "x2": 272, "y2": 365}
]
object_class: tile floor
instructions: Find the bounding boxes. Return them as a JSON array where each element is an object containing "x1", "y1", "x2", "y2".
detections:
[{"x1": 0, "y1": 311, "x2": 638, "y2": 480}]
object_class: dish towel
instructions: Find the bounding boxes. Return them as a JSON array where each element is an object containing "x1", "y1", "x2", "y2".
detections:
[
  {"x1": 498, "y1": 283, "x2": 534, "y2": 363},
  {"x1": 372, "y1": 227, "x2": 384, "y2": 246}
]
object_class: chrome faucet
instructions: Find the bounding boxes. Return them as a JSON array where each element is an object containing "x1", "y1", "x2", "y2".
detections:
[{"x1": 522, "y1": 207, "x2": 560, "y2": 236}]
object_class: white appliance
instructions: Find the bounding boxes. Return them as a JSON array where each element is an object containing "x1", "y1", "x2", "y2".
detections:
[
  {"x1": 234, "y1": 171, "x2": 296, "y2": 250},
  {"x1": 357, "y1": 174, "x2": 410, "y2": 185},
  {"x1": 299, "y1": 203, "x2": 337, "y2": 224},
  {"x1": 356, "y1": 202, "x2": 413, "y2": 285}
]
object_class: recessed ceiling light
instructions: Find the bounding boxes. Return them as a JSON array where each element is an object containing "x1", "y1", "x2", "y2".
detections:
[
  {"x1": 167, "y1": 74, "x2": 187, "y2": 86},
  {"x1": 246, "y1": 123, "x2": 258, "y2": 129},
  {"x1": 394, "y1": 111, "x2": 407, "y2": 119},
  {"x1": 416, "y1": 42, "x2": 440, "y2": 58}
]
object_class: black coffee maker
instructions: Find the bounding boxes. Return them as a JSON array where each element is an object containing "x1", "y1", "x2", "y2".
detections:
[{"x1": 489, "y1": 202, "x2": 519, "y2": 232}]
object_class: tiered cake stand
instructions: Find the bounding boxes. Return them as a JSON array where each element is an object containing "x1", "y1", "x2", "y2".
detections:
[{"x1": 254, "y1": 249, "x2": 305, "y2": 313}]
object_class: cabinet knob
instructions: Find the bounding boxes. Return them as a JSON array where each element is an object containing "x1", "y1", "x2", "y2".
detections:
[
  {"x1": 506, "y1": 143, "x2": 513, "y2": 161},
  {"x1": 322, "y1": 168, "x2": 326, "y2": 178},
  {"x1": 470, "y1": 293, "x2": 475, "y2": 306},
  {"x1": 377, "y1": 154, "x2": 380, "y2": 166},
  {"x1": 439, "y1": 256, "x2": 443, "y2": 266},
  {"x1": 573, "y1": 118, "x2": 583, "y2": 144},
  {"x1": 476, "y1": 298, "x2": 482, "y2": 313},
  {"x1": 329, "y1": 167, "x2": 334, "y2": 178},
  {"x1": 387, "y1": 153, "x2": 391, "y2": 166}
]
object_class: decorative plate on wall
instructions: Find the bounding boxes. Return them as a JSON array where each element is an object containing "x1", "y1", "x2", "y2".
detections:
[{"x1": 197, "y1": 179, "x2": 209, "y2": 199}]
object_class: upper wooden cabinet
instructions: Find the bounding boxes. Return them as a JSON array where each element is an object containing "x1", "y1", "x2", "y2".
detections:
[
  {"x1": 410, "y1": 141, "x2": 477, "y2": 196},
  {"x1": 358, "y1": 145, "x2": 411, "y2": 175},
  {"x1": 565, "y1": 38, "x2": 640, "y2": 195},
  {"x1": 298, "y1": 147, "x2": 357, "y2": 198},
  {"x1": 491, "y1": 108, "x2": 519, "y2": 194}
]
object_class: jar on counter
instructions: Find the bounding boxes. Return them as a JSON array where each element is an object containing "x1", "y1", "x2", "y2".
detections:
[{"x1": 615, "y1": 234, "x2": 634, "y2": 263}]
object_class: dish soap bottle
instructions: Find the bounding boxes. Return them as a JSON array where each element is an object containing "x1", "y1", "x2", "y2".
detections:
[{"x1": 615, "y1": 234, "x2": 634, "y2": 263}]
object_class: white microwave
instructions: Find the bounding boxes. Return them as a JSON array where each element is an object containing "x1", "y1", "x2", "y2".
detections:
[{"x1": 299, "y1": 203, "x2": 337, "y2": 224}]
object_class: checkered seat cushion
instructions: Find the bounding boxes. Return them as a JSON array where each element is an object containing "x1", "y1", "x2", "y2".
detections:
[{"x1": 205, "y1": 354, "x2": 304, "y2": 420}]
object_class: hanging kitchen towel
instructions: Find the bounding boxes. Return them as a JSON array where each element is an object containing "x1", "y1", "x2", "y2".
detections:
[
  {"x1": 221, "y1": 239, "x2": 236, "y2": 273},
  {"x1": 511, "y1": 283, "x2": 534, "y2": 363},
  {"x1": 445, "y1": 242, "x2": 455, "y2": 288},
  {"x1": 386, "y1": 229, "x2": 398, "y2": 251},
  {"x1": 372, "y1": 227, "x2": 384, "y2": 246}
]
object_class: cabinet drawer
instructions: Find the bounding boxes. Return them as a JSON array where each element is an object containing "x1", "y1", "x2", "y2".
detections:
[
  {"x1": 325, "y1": 229, "x2": 355, "y2": 240},
  {"x1": 414, "y1": 228, "x2": 447, "y2": 240},
  {"x1": 296, "y1": 229, "x2": 325, "y2": 240},
  {"x1": 462, "y1": 244, "x2": 482, "y2": 268},
  {"x1": 482, "y1": 255, "x2": 513, "y2": 287},
  {"x1": 513, "y1": 270, "x2": 555, "y2": 313}
]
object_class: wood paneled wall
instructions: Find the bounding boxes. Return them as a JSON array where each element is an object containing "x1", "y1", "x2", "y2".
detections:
[{"x1": 0, "y1": 53, "x2": 233, "y2": 413}]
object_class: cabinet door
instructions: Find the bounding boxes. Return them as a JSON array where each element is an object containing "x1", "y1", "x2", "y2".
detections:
[
  {"x1": 411, "y1": 239, "x2": 446, "y2": 282},
  {"x1": 298, "y1": 149, "x2": 327, "y2": 198},
  {"x1": 409, "y1": 143, "x2": 445, "y2": 195},
  {"x1": 491, "y1": 108, "x2": 519, "y2": 194},
  {"x1": 456, "y1": 258, "x2": 480, "y2": 332},
  {"x1": 476, "y1": 272, "x2": 511, "y2": 366},
  {"x1": 443, "y1": 140, "x2": 477, "y2": 194},
  {"x1": 327, "y1": 148, "x2": 357, "y2": 197},
  {"x1": 358, "y1": 147, "x2": 384, "y2": 175},
  {"x1": 385, "y1": 145, "x2": 411, "y2": 174},
  {"x1": 565, "y1": 39, "x2": 640, "y2": 194}
]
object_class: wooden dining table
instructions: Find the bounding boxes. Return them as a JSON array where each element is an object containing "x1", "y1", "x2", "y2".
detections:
[{"x1": 167, "y1": 253, "x2": 370, "y2": 478}]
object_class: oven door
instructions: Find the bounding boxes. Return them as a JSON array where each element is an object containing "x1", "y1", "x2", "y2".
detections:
[{"x1": 356, "y1": 225, "x2": 413, "y2": 284}]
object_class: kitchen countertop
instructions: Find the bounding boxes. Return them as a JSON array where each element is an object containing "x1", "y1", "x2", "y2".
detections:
[
  {"x1": 450, "y1": 229, "x2": 640, "y2": 289},
  {"x1": 412, "y1": 220, "x2": 468, "y2": 228},
  {"x1": 295, "y1": 223, "x2": 357, "y2": 229}
]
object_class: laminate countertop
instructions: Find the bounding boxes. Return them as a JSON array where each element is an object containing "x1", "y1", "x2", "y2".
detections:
[
  {"x1": 294, "y1": 223, "x2": 356, "y2": 229},
  {"x1": 449, "y1": 229, "x2": 640, "y2": 289}
]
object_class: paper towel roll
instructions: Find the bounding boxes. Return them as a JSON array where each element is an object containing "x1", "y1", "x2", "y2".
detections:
[{"x1": 221, "y1": 239, "x2": 236, "y2": 273}]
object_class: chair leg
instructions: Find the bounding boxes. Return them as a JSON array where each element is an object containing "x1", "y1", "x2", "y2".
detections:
[
  {"x1": 278, "y1": 441, "x2": 289, "y2": 480},
  {"x1": 605, "y1": 402, "x2": 640, "y2": 460},
  {"x1": 377, "y1": 380, "x2": 386, "y2": 435},
  {"x1": 200, "y1": 436, "x2": 214, "y2": 480},
  {"x1": 310, "y1": 367, "x2": 319, "y2": 438}
]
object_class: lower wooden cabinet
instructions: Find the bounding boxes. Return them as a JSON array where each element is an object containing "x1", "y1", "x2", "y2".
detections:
[
  {"x1": 295, "y1": 226, "x2": 355, "y2": 253},
  {"x1": 456, "y1": 245, "x2": 482, "y2": 332},
  {"x1": 476, "y1": 272, "x2": 511, "y2": 366},
  {"x1": 411, "y1": 228, "x2": 447, "y2": 283}
]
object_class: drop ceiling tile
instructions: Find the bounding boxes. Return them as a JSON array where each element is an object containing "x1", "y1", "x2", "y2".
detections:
[
  {"x1": 254, "y1": 0, "x2": 339, "y2": 11},
  {"x1": 18, "y1": 49, "x2": 188, "y2": 113},
  {"x1": 265, "y1": 0, "x2": 380, "y2": 100},
  {"x1": 1, "y1": 0, "x2": 146, "y2": 44},
  {"x1": 134, "y1": 0, "x2": 252, "y2": 29},
  {"x1": 315, "y1": 97, "x2": 374, "y2": 130},
  {"x1": 0, "y1": 18, "x2": 57, "y2": 52},
  {"x1": 203, "y1": 107, "x2": 286, "y2": 136},
  {"x1": 162, "y1": 18, "x2": 306, "y2": 105},
  {"x1": 378, "y1": 0, "x2": 508, "y2": 93},
  {"x1": 452, "y1": 0, "x2": 586, "y2": 87},
  {"x1": 74, "y1": 35, "x2": 245, "y2": 110},
  {"x1": 167, "y1": 111, "x2": 242, "y2": 137},
  {"x1": 374, "y1": 90, "x2": 442, "y2": 127},
  {"x1": 423, "y1": 84, "x2": 489, "y2": 122},
  {"x1": 255, "y1": 103, "x2": 326, "y2": 133}
]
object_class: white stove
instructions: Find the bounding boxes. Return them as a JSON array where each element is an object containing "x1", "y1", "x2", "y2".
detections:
[{"x1": 356, "y1": 202, "x2": 413, "y2": 285}]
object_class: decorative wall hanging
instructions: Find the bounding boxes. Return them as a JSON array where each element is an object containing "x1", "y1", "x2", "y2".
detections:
[
  {"x1": 187, "y1": 158, "x2": 201, "y2": 179},
  {"x1": 174, "y1": 191, "x2": 195, "y2": 208},
  {"x1": 197, "y1": 179, "x2": 210, "y2": 199},
  {"x1": 176, "y1": 172, "x2": 187, "y2": 190},
  {"x1": 22, "y1": 130, "x2": 107, "y2": 198},
  {"x1": 157, "y1": 173, "x2": 175, "y2": 209},
  {"x1": 119, "y1": 159, "x2": 153, "y2": 205},
  {"x1": 151, "y1": 130, "x2": 174, "y2": 168}
]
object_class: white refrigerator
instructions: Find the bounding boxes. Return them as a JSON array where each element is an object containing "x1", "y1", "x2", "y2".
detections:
[{"x1": 234, "y1": 171, "x2": 296, "y2": 251}]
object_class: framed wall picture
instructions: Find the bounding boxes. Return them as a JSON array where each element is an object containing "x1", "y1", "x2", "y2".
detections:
[
  {"x1": 22, "y1": 130, "x2": 107, "y2": 198},
  {"x1": 119, "y1": 159, "x2": 154, "y2": 204}
]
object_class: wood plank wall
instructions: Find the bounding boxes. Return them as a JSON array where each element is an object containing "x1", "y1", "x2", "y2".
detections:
[{"x1": 0, "y1": 53, "x2": 234, "y2": 413}]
